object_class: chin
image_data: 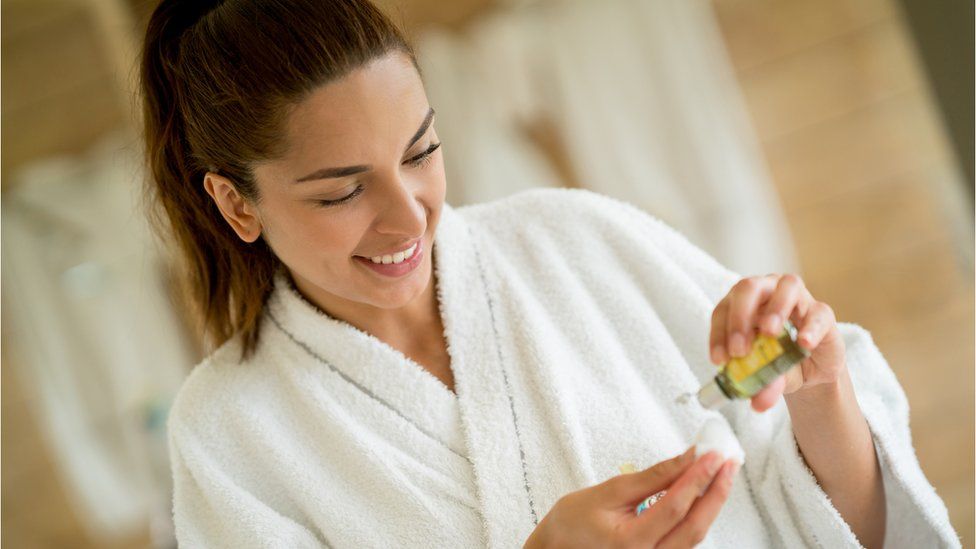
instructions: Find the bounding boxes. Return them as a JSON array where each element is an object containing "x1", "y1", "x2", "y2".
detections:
[{"x1": 373, "y1": 258, "x2": 431, "y2": 305}]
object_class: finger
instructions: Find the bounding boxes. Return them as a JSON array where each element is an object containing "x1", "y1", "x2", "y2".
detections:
[
  {"x1": 796, "y1": 301, "x2": 836, "y2": 351},
  {"x1": 603, "y1": 447, "x2": 695, "y2": 504},
  {"x1": 788, "y1": 286, "x2": 816, "y2": 326},
  {"x1": 726, "y1": 277, "x2": 777, "y2": 358},
  {"x1": 749, "y1": 375, "x2": 786, "y2": 412},
  {"x1": 629, "y1": 451, "x2": 724, "y2": 543},
  {"x1": 758, "y1": 274, "x2": 804, "y2": 337},
  {"x1": 709, "y1": 299, "x2": 730, "y2": 364},
  {"x1": 655, "y1": 460, "x2": 738, "y2": 549}
]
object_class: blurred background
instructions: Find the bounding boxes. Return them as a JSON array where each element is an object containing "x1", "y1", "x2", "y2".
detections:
[{"x1": 1, "y1": 0, "x2": 972, "y2": 547}]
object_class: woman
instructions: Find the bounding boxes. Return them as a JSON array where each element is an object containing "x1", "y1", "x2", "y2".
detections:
[{"x1": 140, "y1": 1, "x2": 959, "y2": 547}]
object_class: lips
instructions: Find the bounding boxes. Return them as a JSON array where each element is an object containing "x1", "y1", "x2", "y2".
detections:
[
  {"x1": 355, "y1": 237, "x2": 422, "y2": 260},
  {"x1": 358, "y1": 242, "x2": 419, "y2": 264},
  {"x1": 353, "y1": 238, "x2": 425, "y2": 277}
]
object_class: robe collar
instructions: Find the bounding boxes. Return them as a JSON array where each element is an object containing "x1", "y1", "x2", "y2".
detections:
[{"x1": 264, "y1": 201, "x2": 540, "y2": 546}]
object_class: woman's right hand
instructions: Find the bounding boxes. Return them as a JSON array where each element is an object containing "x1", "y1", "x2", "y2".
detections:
[{"x1": 523, "y1": 447, "x2": 738, "y2": 548}]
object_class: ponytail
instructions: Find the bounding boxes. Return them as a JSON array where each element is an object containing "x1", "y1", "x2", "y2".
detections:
[{"x1": 139, "y1": 0, "x2": 417, "y2": 361}]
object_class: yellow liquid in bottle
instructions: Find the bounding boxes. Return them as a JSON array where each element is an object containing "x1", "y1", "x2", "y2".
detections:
[{"x1": 713, "y1": 320, "x2": 810, "y2": 399}]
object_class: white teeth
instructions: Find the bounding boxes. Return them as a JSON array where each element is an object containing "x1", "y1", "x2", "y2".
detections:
[{"x1": 368, "y1": 242, "x2": 418, "y2": 265}]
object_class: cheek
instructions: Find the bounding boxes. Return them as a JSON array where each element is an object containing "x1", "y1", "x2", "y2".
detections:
[
  {"x1": 277, "y1": 209, "x2": 359, "y2": 259},
  {"x1": 423, "y1": 162, "x2": 447, "y2": 200}
]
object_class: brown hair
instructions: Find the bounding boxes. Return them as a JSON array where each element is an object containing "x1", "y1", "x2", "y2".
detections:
[{"x1": 139, "y1": 0, "x2": 420, "y2": 361}]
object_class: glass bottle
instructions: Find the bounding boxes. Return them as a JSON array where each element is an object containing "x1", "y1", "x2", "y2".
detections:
[{"x1": 696, "y1": 319, "x2": 811, "y2": 409}]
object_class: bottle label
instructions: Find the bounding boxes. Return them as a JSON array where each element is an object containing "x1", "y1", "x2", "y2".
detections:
[{"x1": 725, "y1": 335, "x2": 785, "y2": 382}]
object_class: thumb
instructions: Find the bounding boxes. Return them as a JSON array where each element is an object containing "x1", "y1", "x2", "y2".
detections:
[{"x1": 605, "y1": 447, "x2": 696, "y2": 504}]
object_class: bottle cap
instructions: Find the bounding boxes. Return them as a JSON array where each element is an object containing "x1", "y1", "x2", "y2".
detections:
[{"x1": 696, "y1": 380, "x2": 729, "y2": 410}]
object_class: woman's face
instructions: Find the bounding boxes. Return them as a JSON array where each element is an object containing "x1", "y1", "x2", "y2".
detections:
[{"x1": 207, "y1": 51, "x2": 446, "y2": 314}]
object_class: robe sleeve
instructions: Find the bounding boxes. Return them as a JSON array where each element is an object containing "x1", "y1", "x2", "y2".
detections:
[
  {"x1": 562, "y1": 188, "x2": 960, "y2": 548},
  {"x1": 735, "y1": 322, "x2": 961, "y2": 548},
  {"x1": 169, "y1": 419, "x2": 327, "y2": 549}
]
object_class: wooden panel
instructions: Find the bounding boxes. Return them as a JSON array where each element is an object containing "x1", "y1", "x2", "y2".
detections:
[
  {"x1": 765, "y1": 90, "x2": 952, "y2": 208},
  {"x1": 875, "y1": 291, "x2": 975, "y2": 418},
  {"x1": 1, "y1": 4, "x2": 105, "y2": 111},
  {"x1": 712, "y1": 0, "x2": 895, "y2": 71},
  {"x1": 0, "y1": 1, "x2": 86, "y2": 41},
  {"x1": 808, "y1": 236, "x2": 967, "y2": 326},
  {"x1": 739, "y1": 20, "x2": 920, "y2": 141},
  {"x1": 0, "y1": 0, "x2": 124, "y2": 186},
  {"x1": 787, "y1": 167, "x2": 952, "y2": 282},
  {"x1": 1, "y1": 72, "x2": 125, "y2": 185}
]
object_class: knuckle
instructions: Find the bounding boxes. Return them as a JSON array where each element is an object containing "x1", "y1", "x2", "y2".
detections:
[
  {"x1": 601, "y1": 477, "x2": 623, "y2": 498},
  {"x1": 734, "y1": 277, "x2": 756, "y2": 292},
  {"x1": 782, "y1": 273, "x2": 802, "y2": 287},
  {"x1": 554, "y1": 492, "x2": 574, "y2": 510},
  {"x1": 661, "y1": 500, "x2": 683, "y2": 522},
  {"x1": 711, "y1": 304, "x2": 725, "y2": 321}
]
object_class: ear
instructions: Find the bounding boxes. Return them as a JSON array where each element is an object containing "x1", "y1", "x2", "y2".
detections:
[{"x1": 203, "y1": 172, "x2": 263, "y2": 243}]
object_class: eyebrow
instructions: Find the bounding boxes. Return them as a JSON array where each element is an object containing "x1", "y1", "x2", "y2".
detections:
[{"x1": 294, "y1": 107, "x2": 435, "y2": 183}]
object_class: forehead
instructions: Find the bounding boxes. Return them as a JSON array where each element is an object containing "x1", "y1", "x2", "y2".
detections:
[{"x1": 281, "y1": 52, "x2": 427, "y2": 158}]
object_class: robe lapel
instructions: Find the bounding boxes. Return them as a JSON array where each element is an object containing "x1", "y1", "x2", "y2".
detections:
[
  {"x1": 435, "y1": 204, "x2": 541, "y2": 547},
  {"x1": 265, "y1": 202, "x2": 539, "y2": 546},
  {"x1": 265, "y1": 268, "x2": 466, "y2": 460}
]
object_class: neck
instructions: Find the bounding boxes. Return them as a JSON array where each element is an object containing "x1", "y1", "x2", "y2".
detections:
[{"x1": 285, "y1": 259, "x2": 443, "y2": 346}]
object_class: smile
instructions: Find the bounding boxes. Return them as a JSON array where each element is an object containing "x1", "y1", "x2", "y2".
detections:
[
  {"x1": 362, "y1": 241, "x2": 419, "y2": 265},
  {"x1": 353, "y1": 239, "x2": 425, "y2": 278}
]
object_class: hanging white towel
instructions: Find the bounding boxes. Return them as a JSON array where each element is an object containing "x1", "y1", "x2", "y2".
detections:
[
  {"x1": 168, "y1": 188, "x2": 959, "y2": 548},
  {"x1": 415, "y1": 0, "x2": 801, "y2": 276}
]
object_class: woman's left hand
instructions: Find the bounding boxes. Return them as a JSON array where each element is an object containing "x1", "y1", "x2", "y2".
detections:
[{"x1": 708, "y1": 273, "x2": 847, "y2": 412}]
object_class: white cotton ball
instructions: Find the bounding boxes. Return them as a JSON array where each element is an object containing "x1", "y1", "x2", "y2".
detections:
[{"x1": 692, "y1": 417, "x2": 745, "y2": 465}]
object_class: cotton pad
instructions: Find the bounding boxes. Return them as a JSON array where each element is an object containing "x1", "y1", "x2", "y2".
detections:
[{"x1": 692, "y1": 416, "x2": 745, "y2": 465}]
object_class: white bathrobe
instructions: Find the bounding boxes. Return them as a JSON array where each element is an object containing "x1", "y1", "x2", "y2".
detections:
[{"x1": 168, "y1": 188, "x2": 959, "y2": 548}]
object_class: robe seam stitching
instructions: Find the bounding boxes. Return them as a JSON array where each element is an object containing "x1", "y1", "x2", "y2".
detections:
[
  {"x1": 266, "y1": 312, "x2": 471, "y2": 463},
  {"x1": 468, "y1": 224, "x2": 540, "y2": 526}
]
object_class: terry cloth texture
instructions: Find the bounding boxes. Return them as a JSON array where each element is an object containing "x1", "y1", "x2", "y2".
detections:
[{"x1": 168, "y1": 188, "x2": 960, "y2": 548}]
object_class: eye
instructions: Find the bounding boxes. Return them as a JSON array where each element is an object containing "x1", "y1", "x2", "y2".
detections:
[
  {"x1": 406, "y1": 142, "x2": 441, "y2": 168},
  {"x1": 314, "y1": 184, "x2": 364, "y2": 208}
]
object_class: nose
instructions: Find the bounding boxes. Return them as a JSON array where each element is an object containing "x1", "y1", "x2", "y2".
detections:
[{"x1": 372, "y1": 176, "x2": 426, "y2": 240}]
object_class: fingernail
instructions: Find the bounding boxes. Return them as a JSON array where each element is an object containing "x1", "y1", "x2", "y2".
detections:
[
  {"x1": 729, "y1": 333, "x2": 745, "y2": 356},
  {"x1": 730, "y1": 462, "x2": 741, "y2": 477},
  {"x1": 724, "y1": 461, "x2": 740, "y2": 479},
  {"x1": 764, "y1": 314, "x2": 781, "y2": 334}
]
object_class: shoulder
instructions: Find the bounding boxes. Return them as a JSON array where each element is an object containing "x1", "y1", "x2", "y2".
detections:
[
  {"x1": 166, "y1": 333, "x2": 268, "y2": 443},
  {"x1": 454, "y1": 187, "x2": 688, "y2": 257},
  {"x1": 455, "y1": 187, "x2": 668, "y2": 239},
  {"x1": 457, "y1": 187, "x2": 645, "y2": 221}
]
